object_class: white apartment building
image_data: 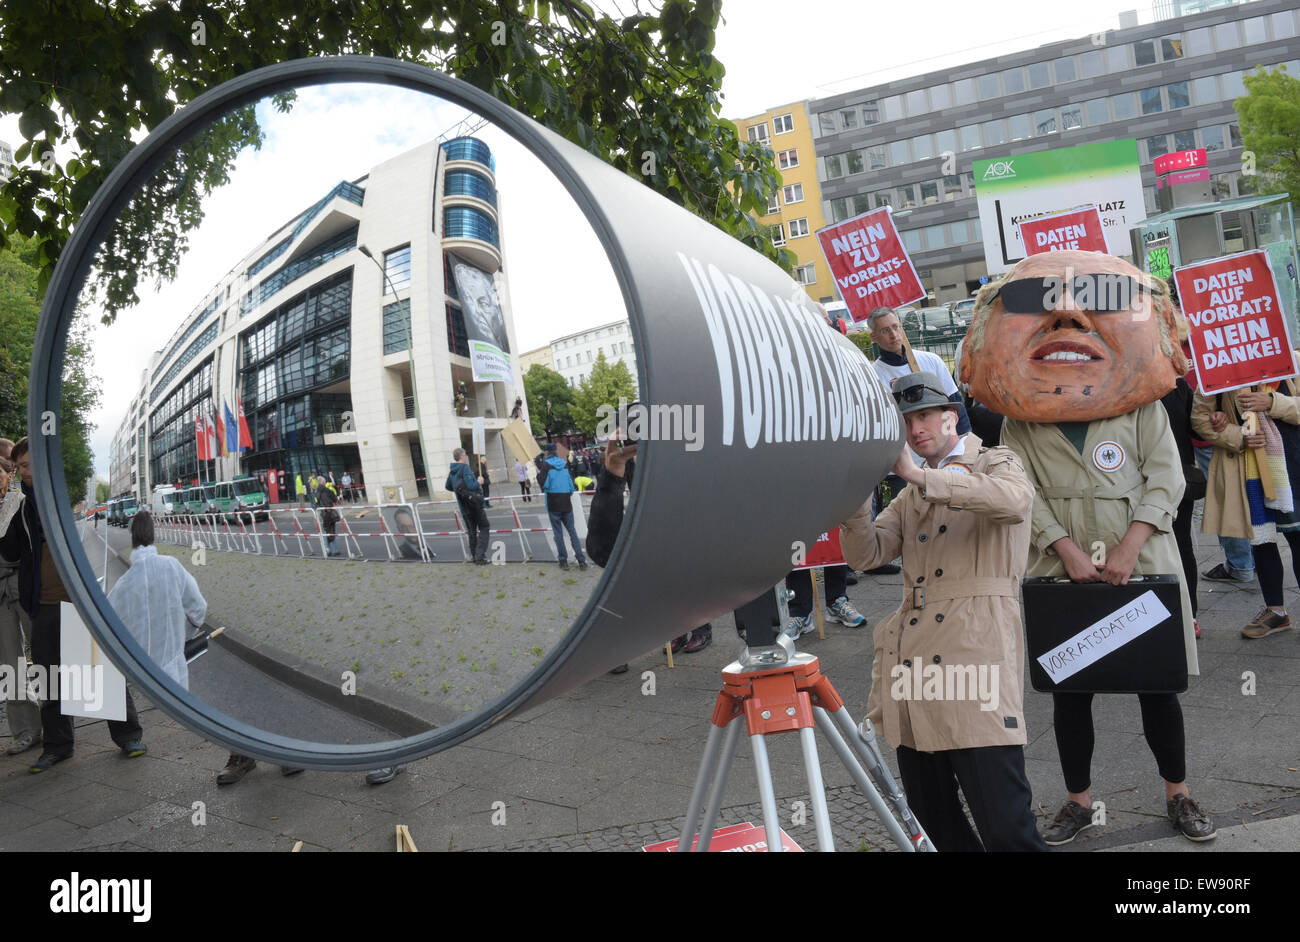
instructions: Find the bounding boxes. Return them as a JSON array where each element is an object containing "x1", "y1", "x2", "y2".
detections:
[{"x1": 551, "y1": 319, "x2": 637, "y2": 388}]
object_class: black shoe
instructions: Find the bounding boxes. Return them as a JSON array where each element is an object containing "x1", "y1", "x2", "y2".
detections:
[
  {"x1": 216, "y1": 753, "x2": 257, "y2": 785},
  {"x1": 683, "y1": 631, "x2": 712, "y2": 653},
  {"x1": 1167, "y1": 794, "x2": 1216, "y2": 842},
  {"x1": 1202, "y1": 563, "x2": 1252, "y2": 583},
  {"x1": 608, "y1": 663, "x2": 629, "y2": 674},
  {"x1": 120, "y1": 740, "x2": 147, "y2": 759},
  {"x1": 559, "y1": 560, "x2": 569, "y2": 570},
  {"x1": 280, "y1": 766, "x2": 304, "y2": 777},
  {"x1": 845, "y1": 573, "x2": 859, "y2": 586},
  {"x1": 1042, "y1": 800, "x2": 1097, "y2": 846},
  {"x1": 578, "y1": 560, "x2": 588, "y2": 571},
  {"x1": 864, "y1": 564, "x2": 901, "y2": 575},
  {"x1": 28, "y1": 751, "x2": 72, "y2": 774}
]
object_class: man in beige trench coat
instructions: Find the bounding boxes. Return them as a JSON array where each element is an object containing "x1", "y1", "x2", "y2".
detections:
[{"x1": 841, "y1": 372, "x2": 1045, "y2": 852}]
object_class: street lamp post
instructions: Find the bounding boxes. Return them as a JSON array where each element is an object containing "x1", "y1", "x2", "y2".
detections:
[{"x1": 359, "y1": 244, "x2": 432, "y2": 499}]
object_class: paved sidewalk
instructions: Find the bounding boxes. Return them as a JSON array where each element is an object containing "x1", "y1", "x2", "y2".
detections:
[{"x1": 0, "y1": 521, "x2": 1295, "y2": 852}]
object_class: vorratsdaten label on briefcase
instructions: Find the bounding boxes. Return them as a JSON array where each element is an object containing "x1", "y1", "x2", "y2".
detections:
[{"x1": 1036, "y1": 589, "x2": 1171, "y2": 684}]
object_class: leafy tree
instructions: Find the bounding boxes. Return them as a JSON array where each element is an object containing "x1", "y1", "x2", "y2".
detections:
[
  {"x1": 571, "y1": 350, "x2": 637, "y2": 437},
  {"x1": 523, "y1": 363, "x2": 574, "y2": 440},
  {"x1": 1236, "y1": 65, "x2": 1300, "y2": 199},
  {"x1": 0, "y1": 234, "x2": 101, "y2": 505},
  {"x1": 0, "y1": 0, "x2": 791, "y2": 319},
  {"x1": 95, "y1": 481, "x2": 110, "y2": 503}
]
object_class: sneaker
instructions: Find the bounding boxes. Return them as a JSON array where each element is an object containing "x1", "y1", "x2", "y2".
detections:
[
  {"x1": 216, "y1": 753, "x2": 257, "y2": 785},
  {"x1": 577, "y1": 560, "x2": 589, "y2": 571},
  {"x1": 1202, "y1": 563, "x2": 1252, "y2": 583},
  {"x1": 28, "y1": 751, "x2": 72, "y2": 774},
  {"x1": 608, "y1": 663, "x2": 629, "y2": 675},
  {"x1": 6, "y1": 730, "x2": 40, "y2": 755},
  {"x1": 365, "y1": 764, "x2": 407, "y2": 785},
  {"x1": 864, "y1": 563, "x2": 901, "y2": 575},
  {"x1": 683, "y1": 630, "x2": 713, "y2": 653},
  {"x1": 1042, "y1": 800, "x2": 1097, "y2": 846},
  {"x1": 1167, "y1": 794, "x2": 1217, "y2": 842},
  {"x1": 826, "y1": 596, "x2": 867, "y2": 628},
  {"x1": 120, "y1": 740, "x2": 147, "y2": 759},
  {"x1": 783, "y1": 614, "x2": 813, "y2": 640},
  {"x1": 558, "y1": 560, "x2": 569, "y2": 570},
  {"x1": 1242, "y1": 607, "x2": 1291, "y2": 639}
]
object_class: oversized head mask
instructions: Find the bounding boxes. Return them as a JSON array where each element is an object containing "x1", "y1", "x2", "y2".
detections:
[{"x1": 960, "y1": 250, "x2": 1186, "y2": 422}]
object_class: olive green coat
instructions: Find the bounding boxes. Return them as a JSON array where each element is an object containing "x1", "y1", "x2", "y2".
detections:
[{"x1": 1000, "y1": 402, "x2": 1198, "y2": 676}]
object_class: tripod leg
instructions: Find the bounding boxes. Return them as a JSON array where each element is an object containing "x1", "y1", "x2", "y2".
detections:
[
  {"x1": 813, "y1": 707, "x2": 918, "y2": 852},
  {"x1": 695, "y1": 719, "x2": 743, "y2": 852},
  {"x1": 678, "y1": 721, "x2": 729, "y2": 852},
  {"x1": 828, "y1": 707, "x2": 934, "y2": 851},
  {"x1": 749, "y1": 733, "x2": 784, "y2": 852},
  {"x1": 798, "y1": 726, "x2": 835, "y2": 852}
]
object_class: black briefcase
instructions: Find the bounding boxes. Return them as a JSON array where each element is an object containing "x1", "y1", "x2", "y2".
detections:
[{"x1": 1021, "y1": 575, "x2": 1187, "y2": 694}]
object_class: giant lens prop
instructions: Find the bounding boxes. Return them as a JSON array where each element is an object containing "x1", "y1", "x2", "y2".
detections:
[{"x1": 29, "y1": 57, "x2": 904, "y2": 770}]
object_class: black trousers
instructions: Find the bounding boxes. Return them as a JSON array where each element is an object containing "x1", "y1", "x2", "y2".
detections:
[
  {"x1": 1052, "y1": 692, "x2": 1186, "y2": 793},
  {"x1": 786, "y1": 566, "x2": 848, "y2": 617},
  {"x1": 518, "y1": 481, "x2": 531, "y2": 501},
  {"x1": 896, "y1": 744, "x2": 1046, "y2": 852},
  {"x1": 1252, "y1": 531, "x2": 1300, "y2": 607},
  {"x1": 458, "y1": 500, "x2": 491, "y2": 562},
  {"x1": 32, "y1": 603, "x2": 142, "y2": 755},
  {"x1": 1172, "y1": 495, "x2": 1198, "y2": 618}
]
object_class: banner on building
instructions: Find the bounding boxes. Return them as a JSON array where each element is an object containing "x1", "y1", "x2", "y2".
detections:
[
  {"x1": 1173, "y1": 249, "x2": 1294, "y2": 394},
  {"x1": 815, "y1": 208, "x2": 926, "y2": 321},
  {"x1": 974, "y1": 139, "x2": 1146, "y2": 274},
  {"x1": 450, "y1": 253, "x2": 513, "y2": 383},
  {"x1": 1016, "y1": 205, "x2": 1107, "y2": 257}
]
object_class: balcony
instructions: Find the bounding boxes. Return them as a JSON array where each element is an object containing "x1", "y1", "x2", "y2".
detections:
[
  {"x1": 442, "y1": 206, "x2": 501, "y2": 271},
  {"x1": 441, "y1": 137, "x2": 494, "y2": 170}
]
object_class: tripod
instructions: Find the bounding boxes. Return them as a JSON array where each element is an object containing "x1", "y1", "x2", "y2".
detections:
[{"x1": 677, "y1": 589, "x2": 934, "y2": 853}]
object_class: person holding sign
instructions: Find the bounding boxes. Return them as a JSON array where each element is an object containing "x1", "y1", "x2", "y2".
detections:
[
  {"x1": 1192, "y1": 379, "x2": 1300, "y2": 640},
  {"x1": 840, "y1": 372, "x2": 1044, "y2": 852},
  {"x1": 967, "y1": 251, "x2": 1214, "y2": 845}
]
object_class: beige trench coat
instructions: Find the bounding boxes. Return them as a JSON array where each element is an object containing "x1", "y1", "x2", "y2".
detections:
[
  {"x1": 840, "y1": 434, "x2": 1034, "y2": 752},
  {"x1": 1000, "y1": 401, "x2": 1198, "y2": 676},
  {"x1": 1190, "y1": 385, "x2": 1300, "y2": 541}
]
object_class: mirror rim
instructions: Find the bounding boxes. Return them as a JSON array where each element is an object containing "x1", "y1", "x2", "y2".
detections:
[{"x1": 28, "y1": 55, "x2": 645, "y2": 769}]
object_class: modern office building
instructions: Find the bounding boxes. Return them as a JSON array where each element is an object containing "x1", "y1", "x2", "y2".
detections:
[
  {"x1": 731, "y1": 101, "x2": 835, "y2": 303},
  {"x1": 550, "y1": 319, "x2": 638, "y2": 388},
  {"x1": 518, "y1": 344, "x2": 555, "y2": 375},
  {"x1": 112, "y1": 135, "x2": 524, "y2": 502},
  {"x1": 808, "y1": 0, "x2": 1299, "y2": 305}
]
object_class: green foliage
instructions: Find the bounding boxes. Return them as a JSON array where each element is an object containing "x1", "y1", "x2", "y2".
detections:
[
  {"x1": 0, "y1": 1, "x2": 789, "y2": 321},
  {"x1": 95, "y1": 481, "x2": 110, "y2": 503},
  {"x1": 0, "y1": 234, "x2": 100, "y2": 505},
  {"x1": 523, "y1": 363, "x2": 575, "y2": 439},
  {"x1": 1236, "y1": 65, "x2": 1300, "y2": 200},
  {"x1": 570, "y1": 350, "x2": 637, "y2": 436},
  {"x1": 847, "y1": 332, "x2": 875, "y2": 358}
]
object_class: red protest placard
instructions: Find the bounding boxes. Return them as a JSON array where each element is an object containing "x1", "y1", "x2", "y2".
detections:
[
  {"x1": 816, "y1": 208, "x2": 925, "y2": 322},
  {"x1": 1017, "y1": 206, "x2": 1107, "y2": 256},
  {"x1": 643, "y1": 823, "x2": 803, "y2": 852},
  {"x1": 793, "y1": 528, "x2": 846, "y2": 571},
  {"x1": 1174, "y1": 249, "x2": 1294, "y2": 394}
]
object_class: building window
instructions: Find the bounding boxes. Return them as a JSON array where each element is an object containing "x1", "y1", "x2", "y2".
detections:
[
  {"x1": 845, "y1": 150, "x2": 865, "y2": 174},
  {"x1": 880, "y1": 96, "x2": 903, "y2": 122},
  {"x1": 888, "y1": 140, "x2": 909, "y2": 165},
  {"x1": 747, "y1": 123, "x2": 770, "y2": 143},
  {"x1": 383, "y1": 245, "x2": 411, "y2": 295},
  {"x1": 1190, "y1": 75, "x2": 1218, "y2": 105},
  {"x1": 865, "y1": 145, "x2": 887, "y2": 170},
  {"x1": 1135, "y1": 40, "x2": 1157, "y2": 67},
  {"x1": 1009, "y1": 113, "x2": 1032, "y2": 141},
  {"x1": 1034, "y1": 109, "x2": 1058, "y2": 135},
  {"x1": 1105, "y1": 45, "x2": 1129, "y2": 72},
  {"x1": 1243, "y1": 16, "x2": 1267, "y2": 45},
  {"x1": 795, "y1": 263, "x2": 816, "y2": 286},
  {"x1": 1079, "y1": 49, "x2": 1104, "y2": 79},
  {"x1": 1112, "y1": 92, "x2": 1137, "y2": 121},
  {"x1": 1162, "y1": 36, "x2": 1184, "y2": 61},
  {"x1": 920, "y1": 181, "x2": 939, "y2": 205},
  {"x1": 959, "y1": 125, "x2": 981, "y2": 152},
  {"x1": 1055, "y1": 56, "x2": 1076, "y2": 84},
  {"x1": 1027, "y1": 61, "x2": 1051, "y2": 89},
  {"x1": 1002, "y1": 67, "x2": 1025, "y2": 95},
  {"x1": 895, "y1": 184, "x2": 918, "y2": 209},
  {"x1": 977, "y1": 73, "x2": 999, "y2": 99},
  {"x1": 934, "y1": 129, "x2": 956, "y2": 156},
  {"x1": 982, "y1": 119, "x2": 1007, "y2": 148},
  {"x1": 1221, "y1": 70, "x2": 1247, "y2": 100},
  {"x1": 1145, "y1": 134, "x2": 1171, "y2": 161},
  {"x1": 788, "y1": 218, "x2": 810, "y2": 238},
  {"x1": 773, "y1": 113, "x2": 794, "y2": 134},
  {"x1": 904, "y1": 88, "x2": 927, "y2": 114},
  {"x1": 853, "y1": 193, "x2": 872, "y2": 215},
  {"x1": 1166, "y1": 81, "x2": 1190, "y2": 110},
  {"x1": 952, "y1": 78, "x2": 976, "y2": 105},
  {"x1": 770, "y1": 223, "x2": 786, "y2": 247},
  {"x1": 911, "y1": 134, "x2": 934, "y2": 161},
  {"x1": 942, "y1": 174, "x2": 963, "y2": 201},
  {"x1": 1271, "y1": 11, "x2": 1297, "y2": 40},
  {"x1": 1213, "y1": 22, "x2": 1239, "y2": 50},
  {"x1": 782, "y1": 183, "x2": 804, "y2": 204},
  {"x1": 1139, "y1": 87, "x2": 1163, "y2": 115},
  {"x1": 824, "y1": 154, "x2": 844, "y2": 180},
  {"x1": 870, "y1": 189, "x2": 892, "y2": 210},
  {"x1": 830, "y1": 197, "x2": 848, "y2": 222},
  {"x1": 766, "y1": 194, "x2": 780, "y2": 215},
  {"x1": 1229, "y1": 123, "x2": 1242, "y2": 148},
  {"x1": 818, "y1": 113, "x2": 837, "y2": 135},
  {"x1": 839, "y1": 108, "x2": 858, "y2": 130},
  {"x1": 778, "y1": 148, "x2": 799, "y2": 170},
  {"x1": 861, "y1": 100, "x2": 880, "y2": 125},
  {"x1": 1201, "y1": 125, "x2": 1225, "y2": 152},
  {"x1": 1173, "y1": 128, "x2": 1197, "y2": 151},
  {"x1": 931, "y1": 84, "x2": 952, "y2": 110},
  {"x1": 1061, "y1": 104, "x2": 1083, "y2": 130}
]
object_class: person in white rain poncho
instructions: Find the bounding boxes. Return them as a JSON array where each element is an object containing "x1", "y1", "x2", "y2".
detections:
[{"x1": 107, "y1": 511, "x2": 206, "y2": 688}]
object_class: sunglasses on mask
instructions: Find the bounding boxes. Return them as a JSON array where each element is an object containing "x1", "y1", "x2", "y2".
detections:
[
  {"x1": 990, "y1": 274, "x2": 1164, "y2": 314},
  {"x1": 893, "y1": 384, "x2": 951, "y2": 405}
]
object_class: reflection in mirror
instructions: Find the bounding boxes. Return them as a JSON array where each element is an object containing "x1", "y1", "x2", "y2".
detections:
[{"x1": 72, "y1": 83, "x2": 635, "y2": 746}]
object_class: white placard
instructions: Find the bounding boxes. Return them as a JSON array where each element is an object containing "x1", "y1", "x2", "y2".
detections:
[
  {"x1": 1036, "y1": 589, "x2": 1171, "y2": 685},
  {"x1": 471, "y1": 417, "x2": 486, "y2": 456},
  {"x1": 59, "y1": 601, "x2": 127, "y2": 721}
]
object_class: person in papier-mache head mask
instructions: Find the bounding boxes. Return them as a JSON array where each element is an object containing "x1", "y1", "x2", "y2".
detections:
[{"x1": 962, "y1": 249, "x2": 1214, "y2": 846}]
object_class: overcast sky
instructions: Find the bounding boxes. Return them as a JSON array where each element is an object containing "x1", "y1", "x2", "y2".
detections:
[{"x1": 0, "y1": 0, "x2": 1179, "y2": 479}]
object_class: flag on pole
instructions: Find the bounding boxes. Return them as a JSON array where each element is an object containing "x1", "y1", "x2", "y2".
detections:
[
  {"x1": 215, "y1": 408, "x2": 228, "y2": 458},
  {"x1": 205, "y1": 411, "x2": 218, "y2": 461},
  {"x1": 195, "y1": 413, "x2": 207, "y2": 461},
  {"x1": 224, "y1": 402, "x2": 238, "y2": 456},
  {"x1": 236, "y1": 396, "x2": 253, "y2": 452}
]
